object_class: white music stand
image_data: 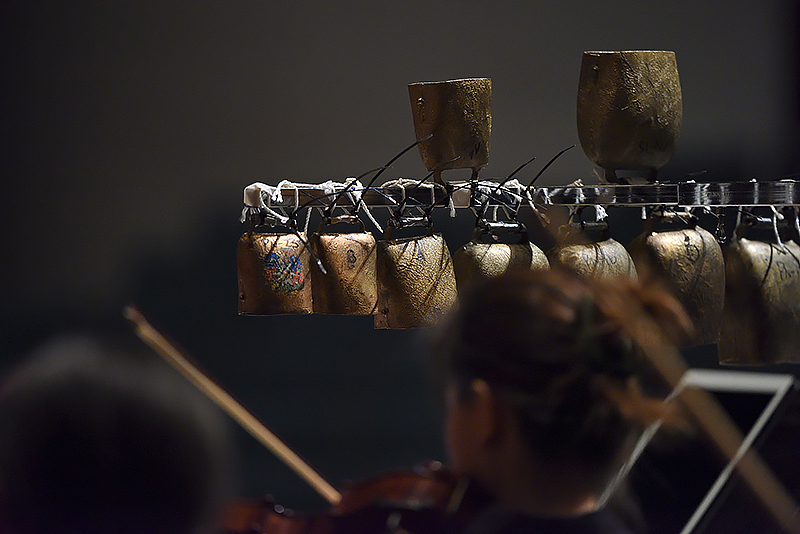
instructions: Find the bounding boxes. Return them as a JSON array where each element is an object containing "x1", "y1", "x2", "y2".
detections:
[{"x1": 602, "y1": 369, "x2": 798, "y2": 534}]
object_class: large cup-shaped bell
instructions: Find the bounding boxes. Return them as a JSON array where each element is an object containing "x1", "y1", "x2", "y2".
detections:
[
  {"x1": 577, "y1": 51, "x2": 682, "y2": 183},
  {"x1": 719, "y1": 237, "x2": 800, "y2": 364},
  {"x1": 628, "y1": 224, "x2": 725, "y2": 345},
  {"x1": 548, "y1": 230, "x2": 637, "y2": 280},
  {"x1": 408, "y1": 78, "x2": 491, "y2": 182},
  {"x1": 375, "y1": 233, "x2": 458, "y2": 329},
  {"x1": 237, "y1": 232, "x2": 313, "y2": 315},
  {"x1": 453, "y1": 224, "x2": 549, "y2": 291},
  {"x1": 310, "y1": 217, "x2": 378, "y2": 315}
]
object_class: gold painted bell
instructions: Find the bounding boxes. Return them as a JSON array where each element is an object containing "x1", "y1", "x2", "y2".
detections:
[
  {"x1": 408, "y1": 78, "x2": 491, "y2": 183},
  {"x1": 453, "y1": 223, "x2": 549, "y2": 291},
  {"x1": 237, "y1": 231, "x2": 313, "y2": 315},
  {"x1": 374, "y1": 232, "x2": 458, "y2": 329},
  {"x1": 310, "y1": 216, "x2": 378, "y2": 315},
  {"x1": 628, "y1": 220, "x2": 725, "y2": 346},
  {"x1": 719, "y1": 236, "x2": 800, "y2": 364},
  {"x1": 548, "y1": 224, "x2": 637, "y2": 280},
  {"x1": 577, "y1": 51, "x2": 682, "y2": 183}
]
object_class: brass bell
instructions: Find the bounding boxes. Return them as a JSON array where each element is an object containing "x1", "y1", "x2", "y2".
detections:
[
  {"x1": 548, "y1": 221, "x2": 638, "y2": 280},
  {"x1": 408, "y1": 78, "x2": 491, "y2": 184},
  {"x1": 577, "y1": 51, "x2": 682, "y2": 183},
  {"x1": 310, "y1": 215, "x2": 378, "y2": 315},
  {"x1": 237, "y1": 231, "x2": 314, "y2": 315},
  {"x1": 453, "y1": 221, "x2": 549, "y2": 290},
  {"x1": 719, "y1": 218, "x2": 800, "y2": 364},
  {"x1": 628, "y1": 213, "x2": 725, "y2": 345},
  {"x1": 374, "y1": 227, "x2": 458, "y2": 329}
]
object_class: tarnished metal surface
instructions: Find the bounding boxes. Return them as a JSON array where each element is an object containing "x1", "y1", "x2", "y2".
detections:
[
  {"x1": 629, "y1": 226, "x2": 725, "y2": 345},
  {"x1": 577, "y1": 51, "x2": 682, "y2": 181},
  {"x1": 548, "y1": 238, "x2": 638, "y2": 280},
  {"x1": 719, "y1": 237, "x2": 800, "y2": 364},
  {"x1": 310, "y1": 231, "x2": 378, "y2": 315},
  {"x1": 237, "y1": 232, "x2": 313, "y2": 315},
  {"x1": 408, "y1": 78, "x2": 491, "y2": 181},
  {"x1": 453, "y1": 229, "x2": 549, "y2": 290},
  {"x1": 374, "y1": 233, "x2": 458, "y2": 329}
]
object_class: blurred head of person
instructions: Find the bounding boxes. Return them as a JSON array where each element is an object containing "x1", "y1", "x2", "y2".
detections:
[
  {"x1": 431, "y1": 268, "x2": 691, "y2": 517},
  {"x1": 0, "y1": 335, "x2": 236, "y2": 534}
]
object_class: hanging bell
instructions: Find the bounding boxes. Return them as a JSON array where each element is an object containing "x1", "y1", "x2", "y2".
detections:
[
  {"x1": 548, "y1": 221, "x2": 638, "y2": 280},
  {"x1": 408, "y1": 78, "x2": 491, "y2": 183},
  {"x1": 374, "y1": 217, "x2": 457, "y2": 329},
  {"x1": 310, "y1": 215, "x2": 378, "y2": 315},
  {"x1": 718, "y1": 214, "x2": 800, "y2": 364},
  {"x1": 628, "y1": 213, "x2": 725, "y2": 345},
  {"x1": 237, "y1": 231, "x2": 314, "y2": 315},
  {"x1": 453, "y1": 220, "x2": 549, "y2": 291}
]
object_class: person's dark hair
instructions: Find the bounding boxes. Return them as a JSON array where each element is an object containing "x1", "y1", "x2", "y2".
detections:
[
  {"x1": 0, "y1": 336, "x2": 235, "y2": 534},
  {"x1": 433, "y1": 268, "x2": 690, "y2": 475}
]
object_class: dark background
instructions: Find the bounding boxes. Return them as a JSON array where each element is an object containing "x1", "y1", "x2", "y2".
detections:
[{"x1": 2, "y1": 0, "x2": 800, "y2": 520}]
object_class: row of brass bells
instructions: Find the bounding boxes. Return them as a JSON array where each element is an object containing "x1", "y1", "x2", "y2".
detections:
[
  {"x1": 577, "y1": 51, "x2": 682, "y2": 184},
  {"x1": 409, "y1": 53, "x2": 682, "y2": 187},
  {"x1": 237, "y1": 218, "x2": 458, "y2": 329},
  {"x1": 628, "y1": 213, "x2": 725, "y2": 346},
  {"x1": 719, "y1": 218, "x2": 800, "y2": 364},
  {"x1": 453, "y1": 220, "x2": 549, "y2": 291},
  {"x1": 237, "y1": 216, "x2": 378, "y2": 316}
]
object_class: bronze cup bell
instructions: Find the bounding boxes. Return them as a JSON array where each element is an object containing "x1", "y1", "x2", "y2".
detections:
[
  {"x1": 237, "y1": 231, "x2": 314, "y2": 315},
  {"x1": 375, "y1": 231, "x2": 458, "y2": 329},
  {"x1": 310, "y1": 215, "x2": 378, "y2": 315},
  {"x1": 577, "y1": 51, "x2": 682, "y2": 183},
  {"x1": 453, "y1": 222, "x2": 549, "y2": 291},
  {"x1": 408, "y1": 78, "x2": 491, "y2": 183},
  {"x1": 628, "y1": 217, "x2": 725, "y2": 346},
  {"x1": 548, "y1": 224, "x2": 638, "y2": 280},
  {"x1": 719, "y1": 233, "x2": 800, "y2": 364}
]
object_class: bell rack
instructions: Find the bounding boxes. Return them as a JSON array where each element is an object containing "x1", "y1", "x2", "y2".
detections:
[{"x1": 242, "y1": 179, "x2": 800, "y2": 216}]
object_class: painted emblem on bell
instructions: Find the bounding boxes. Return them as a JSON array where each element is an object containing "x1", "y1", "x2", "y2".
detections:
[{"x1": 263, "y1": 248, "x2": 305, "y2": 293}]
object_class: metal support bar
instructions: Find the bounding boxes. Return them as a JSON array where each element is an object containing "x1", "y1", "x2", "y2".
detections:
[{"x1": 243, "y1": 180, "x2": 800, "y2": 211}]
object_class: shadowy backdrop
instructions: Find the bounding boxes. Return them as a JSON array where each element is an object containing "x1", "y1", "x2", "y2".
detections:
[{"x1": 2, "y1": 0, "x2": 799, "y2": 512}]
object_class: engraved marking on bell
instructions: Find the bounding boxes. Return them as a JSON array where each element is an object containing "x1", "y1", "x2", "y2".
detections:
[
  {"x1": 345, "y1": 248, "x2": 357, "y2": 269},
  {"x1": 684, "y1": 236, "x2": 700, "y2": 263}
]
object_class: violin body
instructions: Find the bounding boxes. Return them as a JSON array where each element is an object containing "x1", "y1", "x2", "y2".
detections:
[{"x1": 218, "y1": 463, "x2": 486, "y2": 534}]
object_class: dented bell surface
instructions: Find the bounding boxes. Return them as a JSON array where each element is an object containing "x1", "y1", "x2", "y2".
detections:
[
  {"x1": 548, "y1": 238, "x2": 637, "y2": 279},
  {"x1": 408, "y1": 78, "x2": 491, "y2": 182},
  {"x1": 719, "y1": 236, "x2": 800, "y2": 364},
  {"x1": 628, "y1": 223, "x2": 725, "y2": 346},
  {"x1": 375, "y1": 233, "x2": 458, "y2": 329},
  {"x1": 310, "y1": 218, "x2": 378, "y2": 315},
  {"x1": 453, "y1": 225, "x2": 549, "y2": 291},
  {"x1": 577, "y1": 51, "x2": 682, "y2": 183},
  {"x1": 237, "y1": 232, "x2": 313, "y2": 315}
]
